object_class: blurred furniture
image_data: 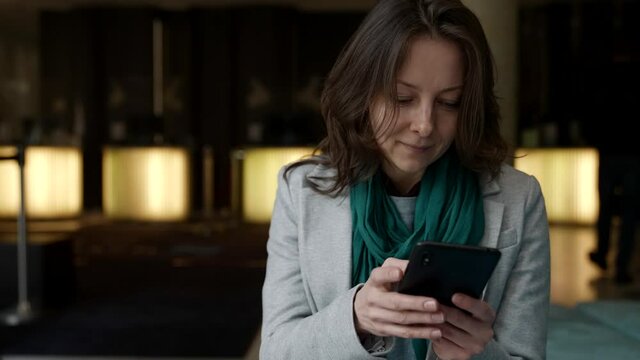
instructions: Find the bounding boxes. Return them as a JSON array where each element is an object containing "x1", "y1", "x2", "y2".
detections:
[
  {"x1": 0, "y1": 146, "x2": 82, "y2": 219},
  {"x1": 232, "y1": 147, "x2": 315, "y2": 223},
  {"x1": 0, "y1": 145, "x2": 34, "y2": 325},
  {"x1": 0, "y1": 233, "x2": 75, "y2": 309},
  {"x1": 514, "y1": 148, "x2": 598, "y2": 225},
  {"x1": 0, "y1": 221, "x2": 267, "y2": 358},
  {"x1": 103, "y1": 146, "x2": 191, "y2": 221}
]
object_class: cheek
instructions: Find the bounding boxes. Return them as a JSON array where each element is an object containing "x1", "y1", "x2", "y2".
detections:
[
  {"x1": 376, "y1": 133, "x2": 395, "y2": 153},
  {"x1": 440, "y1": 117, "x2": 458, "y2": 141}
]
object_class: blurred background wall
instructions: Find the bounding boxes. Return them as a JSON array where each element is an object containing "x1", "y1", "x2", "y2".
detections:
[{"x1": 0, "y1": 0, "x2": 637, "y2": 222}]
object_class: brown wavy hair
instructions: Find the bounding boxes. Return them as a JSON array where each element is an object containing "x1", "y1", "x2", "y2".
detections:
[{"x1": 287, "y1": 0, "x2": 508, "y2": 195}]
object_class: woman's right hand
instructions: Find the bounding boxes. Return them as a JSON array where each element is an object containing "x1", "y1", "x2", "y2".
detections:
[{"x1": 353, "y1": 257, "x2": 445, "y2": 339}]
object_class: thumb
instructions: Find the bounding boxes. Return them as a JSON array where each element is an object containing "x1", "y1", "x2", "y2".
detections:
[{"x1": 382, "y1": 257, "x2": 409, "y2": 273}]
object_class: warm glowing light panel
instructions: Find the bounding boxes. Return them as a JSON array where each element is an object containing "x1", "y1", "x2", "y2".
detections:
[
  {"x1": 514, "y1": 148, "x2": 598, "y2": 225},
  {"x1": 0, "y1": 146, "x2": 83, "y2": 218},
  {"x1": 236, "y1": 147, "x2": 315, "y2": 223},
  {"x1": 103, "y1": 147, "x2": 190, "y2": 221}
]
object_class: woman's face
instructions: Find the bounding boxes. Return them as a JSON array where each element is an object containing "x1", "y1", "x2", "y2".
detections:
[{"x1": 371, "y1": 36, "x2": 464, "y2": 193}]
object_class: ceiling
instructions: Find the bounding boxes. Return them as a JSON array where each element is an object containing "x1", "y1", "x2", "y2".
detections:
[{"x1": 0, "y1": 0, "x2": 377, "y2": 11}]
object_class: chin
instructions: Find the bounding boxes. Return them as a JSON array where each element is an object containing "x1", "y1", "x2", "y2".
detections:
[{"x1": 396, "y1": 161, "x2": 429, "y2": 175}]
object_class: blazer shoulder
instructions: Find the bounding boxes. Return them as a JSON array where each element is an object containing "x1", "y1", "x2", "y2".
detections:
[
  {"x1": 483, "y1": 163, "x2": 542, "y2": 201},
  {"x1": 279, "y1": 158, "x2": 336, "y2": 190},
  {"x1": 499, "y1": 163, "x2": 536, "y2": 185}
]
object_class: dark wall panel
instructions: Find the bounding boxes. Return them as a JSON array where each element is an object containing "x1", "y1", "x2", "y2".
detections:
[
  {"x1": 234, "y1": 7, "x2": 296, "y2": 145},
  {"x1": 40, "y1": 11, "x2": 77, "y2": 134},
  {"x1": 293, "y1": 11, "x2": 364, "y2": 145},
  {"x1": 518, "y1": 0, "x2": 640, "y2": 148},
  {"x1": 101, "y1": 9, "x2": 154, "y2": 141},
  {"x1": 39, "y1": 6, "x2": 367, "y2": 213},
  {"x1": 192, "y1": 9, "x2": 234, "y2": 211}
]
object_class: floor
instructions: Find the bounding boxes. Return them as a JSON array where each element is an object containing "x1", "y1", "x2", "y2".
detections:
[
  {"x1": 549, "y1": 224, "x2": 640, "y2": 307},
  {"x1": 0, "y1": 219, "x2": 268, "y2": 360},
  {"x1": 2, "y1": 221, "x2": 640, "y2": 360}
]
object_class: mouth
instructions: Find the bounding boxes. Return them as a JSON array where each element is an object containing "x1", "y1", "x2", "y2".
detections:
[{"x1": 400, "y1": 142, "x2": 431, "y2": 152}]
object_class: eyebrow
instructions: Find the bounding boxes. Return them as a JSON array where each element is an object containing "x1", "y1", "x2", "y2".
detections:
[{"x1": 397, "y1": 80, "x2": 463, "y2": 93}]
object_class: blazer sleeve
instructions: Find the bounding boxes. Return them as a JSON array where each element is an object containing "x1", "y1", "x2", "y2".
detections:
[
  {"x1": 260, "y1": 167, "x2": 385, "y2": 360},
  {"x1": 474, "y1": 175, "x2": 551, "y2": 360}
]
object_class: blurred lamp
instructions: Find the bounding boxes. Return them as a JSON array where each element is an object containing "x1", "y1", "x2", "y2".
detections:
[
  {"x1": 0, "y1": 146, "x2": 82, "y2": 218},
  {"x1": 103, "y1": 146, "x2": 190, "y2": 221},
  {"x1": 514, "y1": 148, "x2": 598, "y2": 225},
  {"x1": 232, "y1": 147, "x2": 315, "y2": 223}
]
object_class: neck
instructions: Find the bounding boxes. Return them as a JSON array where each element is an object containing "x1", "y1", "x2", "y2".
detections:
[{"x1": 381, "y1": 165, "x2": 423, "y2": 196}]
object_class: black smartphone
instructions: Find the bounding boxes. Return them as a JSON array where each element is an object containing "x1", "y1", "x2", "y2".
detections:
[{"x1": 396, "y1": 241, "x2": 501, "y2": 307}]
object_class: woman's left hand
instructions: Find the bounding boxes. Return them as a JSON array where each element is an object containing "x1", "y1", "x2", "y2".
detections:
[{"x1": 431, "y1": 293, "x2": 496, "y2": 360}]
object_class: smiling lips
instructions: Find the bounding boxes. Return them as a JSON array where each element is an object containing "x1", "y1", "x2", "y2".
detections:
[{"x1": 400, "y1": 141, "x2": 431, "y2": 152}]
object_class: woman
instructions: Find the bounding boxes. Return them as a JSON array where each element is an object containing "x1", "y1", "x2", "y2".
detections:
[{"x1": 260, "y1": 0, "x2": 550, "y2": 359}]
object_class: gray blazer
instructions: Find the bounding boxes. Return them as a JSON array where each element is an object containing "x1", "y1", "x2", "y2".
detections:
[{"x1": 261, "y1": 162, "x2": 550, "y2": 360}]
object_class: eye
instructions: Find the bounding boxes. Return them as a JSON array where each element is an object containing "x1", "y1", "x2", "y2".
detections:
[
  {"x1": 437, "y1": 99, "x2": 460, "y2": 110},
  {"x1": 397, "y1": 97, "x2": 414, "y2": 106}
]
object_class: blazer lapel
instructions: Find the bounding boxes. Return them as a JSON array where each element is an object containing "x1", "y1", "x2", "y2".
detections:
[
  {"x1": 479, "y1": 173, "x2": 504, "y2": 249},
  {"x1": 480, "y1": 199, "x2": 504, "y2": 248}
]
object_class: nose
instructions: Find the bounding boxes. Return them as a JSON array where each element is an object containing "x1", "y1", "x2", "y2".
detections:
[{"x1": 410, "y1": 103, "x2": 434, "y2": 137}]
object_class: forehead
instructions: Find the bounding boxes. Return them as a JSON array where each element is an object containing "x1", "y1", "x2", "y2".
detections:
[{"x1": 396, "y1": 36, "x2": 464, "y2": 90}]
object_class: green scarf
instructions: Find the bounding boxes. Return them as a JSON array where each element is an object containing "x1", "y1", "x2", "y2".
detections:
[{"x1": 350, "y1": 150, "x2": 485, "y2": 360}]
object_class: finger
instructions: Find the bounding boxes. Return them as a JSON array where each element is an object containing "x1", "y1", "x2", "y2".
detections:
[
  {"x1": 373, "y1": 291, "x2": 440, "y2": 312},
  {"x1": 440, "y1": 303, "x2": 478, "y2": 333},
  {"x1": 432, "y1": 336, "x2": 471, "y2": 360},
  {"x1": 367, "y1": 307, "x2": 445, "y2": 326},
  {"x1": 369, "y1": 266, "x2": 404, "y2": 286},
  {"x1": 452, "y1": 293, "x2": 496, "y2": 322},
  {"x1": 381, "y1": 257, "x2": 409, "y2": 272},
  {"x1": 439, "y1": 304, "x2": 494, "y2": 353},
  {"x1": 437, "y1": 321, "x2": 478, "y2": 352},
  {"x1": 375, "y1": 323, "x2": 442, "y2": 339}
]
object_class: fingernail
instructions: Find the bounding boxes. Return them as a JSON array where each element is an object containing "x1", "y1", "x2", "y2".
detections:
[
  {"x1": 432, "y1": 329, "x2": 442, "y2": 338},
  {"x1": 424, "y1": 301, "x2": 435, "y2": 310},
  {"x1": 433, "y1": 313, "x2": 444, "y2": 322}
]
